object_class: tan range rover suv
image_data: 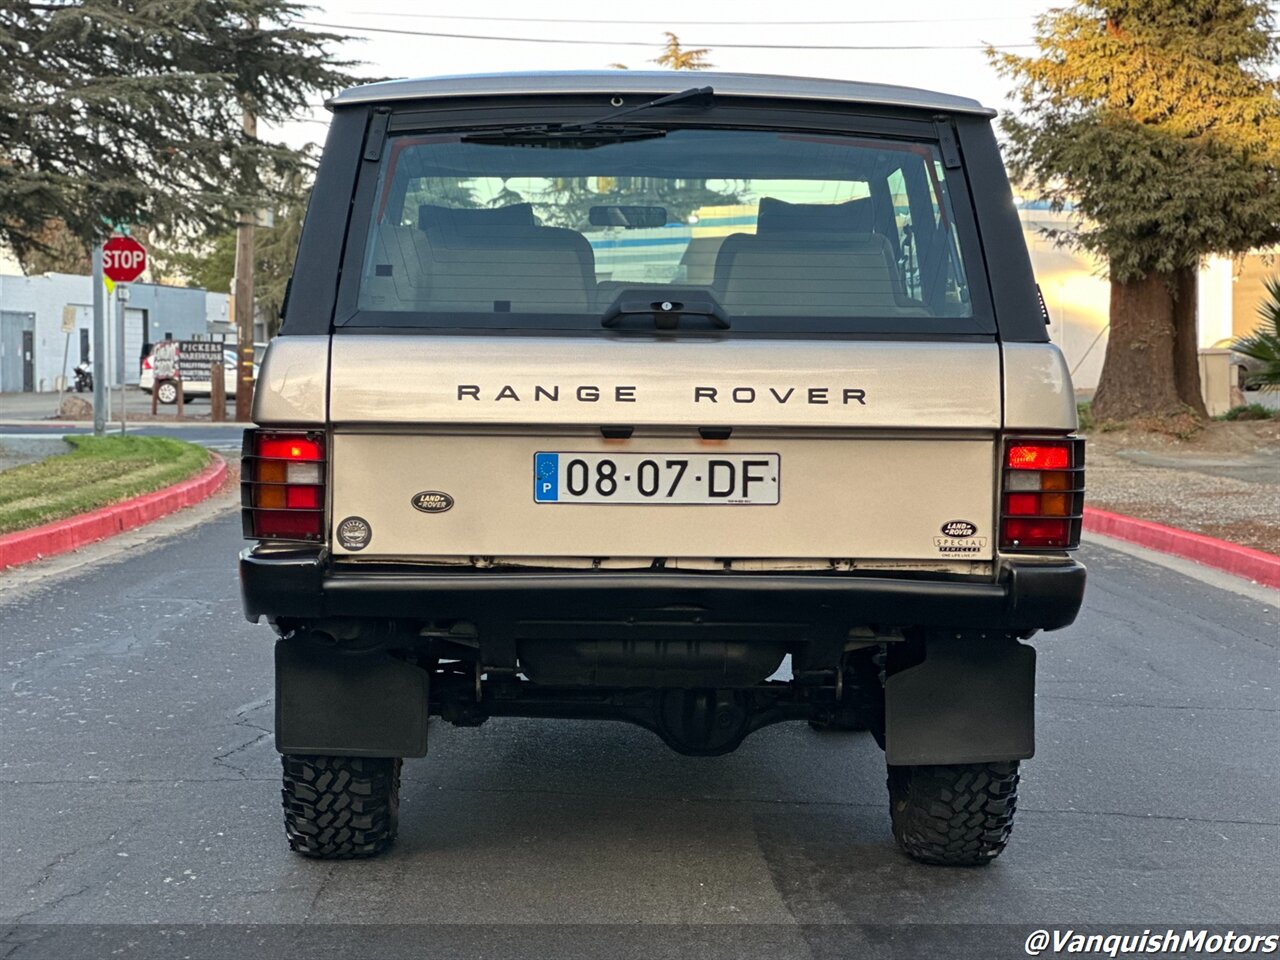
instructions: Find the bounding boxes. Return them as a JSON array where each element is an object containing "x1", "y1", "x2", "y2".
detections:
[{"x1": 240, "y1": 72, "x2": 1086, "y2": 864}]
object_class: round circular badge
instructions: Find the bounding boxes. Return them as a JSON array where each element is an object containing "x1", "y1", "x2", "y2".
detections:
[{"x1": 337, "y1": 516, "x2": 372, "y2": 551}]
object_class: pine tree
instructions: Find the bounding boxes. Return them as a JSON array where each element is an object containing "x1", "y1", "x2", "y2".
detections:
[
  {"x1": 0, "y1": 0, "x2": 357, "y2": 267},
  {"x1": 992, "y1": 1, "x2": 1280, "y2": 421},
  {"x1": 254, "y1": 171, "x2": 308, "y2": 338},
  {"x1": 653, "y1": 33, "x2": 713, "y2": 71},
  {"x1": 152, "y1": 169, "x2": 309, "y2": 337}
]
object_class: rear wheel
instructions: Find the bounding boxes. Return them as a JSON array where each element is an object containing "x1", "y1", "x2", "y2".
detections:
[
  {"x1": 281, "y1": 755, "x2": 401, "y2": 859},
  {"x1": 155, "y1": 379, "x2": 179, "y2": 405},
  {"x1": 887, "y1": 761, "x2": 1019, "y2": 866}
]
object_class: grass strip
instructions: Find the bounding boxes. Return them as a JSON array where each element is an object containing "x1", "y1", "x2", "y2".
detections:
[{"x1": 0, "y1": 435, "x2": 210, "y2": 535}]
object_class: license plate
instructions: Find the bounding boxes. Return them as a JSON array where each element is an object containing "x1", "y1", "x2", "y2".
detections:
[{"x1": 534, "y1": 452, "x2": 780, "y2": 504}]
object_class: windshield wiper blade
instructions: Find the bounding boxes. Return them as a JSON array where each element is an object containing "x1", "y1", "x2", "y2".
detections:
[
  {"x1": 562, "y1": 85, "x2": 714, "y2": 131},
  {"x1": 460, "y1": 87, "x2": 713, "y2": 145}
]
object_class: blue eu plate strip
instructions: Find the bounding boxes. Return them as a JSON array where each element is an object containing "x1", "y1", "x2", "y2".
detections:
[{"x1": 534, "y1": 452, "x2": 559, "y2": 502}]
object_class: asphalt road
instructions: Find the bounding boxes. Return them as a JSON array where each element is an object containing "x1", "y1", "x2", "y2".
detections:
[{"x1": 1, "y1": 511, "x2": 1278, "y2": 959}]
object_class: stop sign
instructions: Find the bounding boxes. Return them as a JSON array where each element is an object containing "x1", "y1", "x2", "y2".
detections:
[{"x1": 102, "y1": 235, "x2": 147, "y2": 283}]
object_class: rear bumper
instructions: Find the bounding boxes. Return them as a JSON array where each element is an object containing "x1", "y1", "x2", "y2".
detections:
[{"x1": 240, "y1": 550, "x2": 1086, "y2": 636}]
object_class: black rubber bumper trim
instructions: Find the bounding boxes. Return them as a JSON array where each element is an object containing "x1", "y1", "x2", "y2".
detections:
[{"x1": 240, "y1": 549, "x2": 1085, "y2": 633}]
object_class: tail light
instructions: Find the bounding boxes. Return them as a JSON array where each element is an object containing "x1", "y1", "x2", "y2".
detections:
[
  {"x1": 242, "y1": 430, "x2": 325, "y2": 540},
  {"x1": 1000, "y1": 437, "x2": 1085, "y2": 551}
]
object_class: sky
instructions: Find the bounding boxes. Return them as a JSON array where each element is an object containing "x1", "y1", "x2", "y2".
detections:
[{"x1": 271, "y1": 0, "x2": 1063, "y2": 149}]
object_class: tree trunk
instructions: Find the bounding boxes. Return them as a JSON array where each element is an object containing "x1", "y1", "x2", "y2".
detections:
[
  {"x1": 1092, "y1": 267, "x2": 1184, "y2": 421},
  {"x1": 1171, "y1": 263, "x2": 1208, "y2": 417}
]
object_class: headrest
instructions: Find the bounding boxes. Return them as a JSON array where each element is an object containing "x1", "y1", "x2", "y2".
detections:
[
  {"x1": 419, "y1": 203, "x2": 536, "y2": 234},
  {"x1": 756, "y1": 197, "x2": 874, "y2": 235}
]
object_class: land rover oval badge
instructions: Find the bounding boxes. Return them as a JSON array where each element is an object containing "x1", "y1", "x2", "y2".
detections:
[
  {"x1": 412, "y1": 491, "x2": 454, "y2": 514},
  {"x1": 337, "y1": 516, "x2": 372, "y2": 551},
  {"x1": 940, "y1": 520, "x2": 977, "y2": 538}
]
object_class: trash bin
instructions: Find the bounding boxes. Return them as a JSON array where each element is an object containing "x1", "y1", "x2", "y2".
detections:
[{"x1": 1198, "y1": 348, "x2": 1235, "y2": 416}]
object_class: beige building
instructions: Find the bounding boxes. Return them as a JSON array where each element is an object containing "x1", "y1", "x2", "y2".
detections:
[{"x1": 1017, "y1": 200, "x2": 1275, "y2": 398}]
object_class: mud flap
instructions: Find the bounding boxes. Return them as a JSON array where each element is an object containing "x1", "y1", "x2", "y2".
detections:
[
  {"x1": 275, "y1": 639, "x2": 429, "y2": 758},
  {"x1": 884, "y1": 638, "x2": 1035, "y2": 765}
]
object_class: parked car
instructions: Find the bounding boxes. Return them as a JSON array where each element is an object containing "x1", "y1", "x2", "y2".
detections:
[{"x1": 140, "y1": 347, "x2": 258, "y2": 404}]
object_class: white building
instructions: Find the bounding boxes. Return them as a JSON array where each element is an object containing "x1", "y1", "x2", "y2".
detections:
[{"x1": 0, "y1": 273, "x2": 230, "y2": 393}]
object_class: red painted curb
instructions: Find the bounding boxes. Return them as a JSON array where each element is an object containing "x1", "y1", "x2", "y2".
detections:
[
  {"x1": 1084, "y1": 506, "x2": 1280, "y2": 589},
  {"x1": 0, "y1": 453, "x2": 228, "y2": 570}
]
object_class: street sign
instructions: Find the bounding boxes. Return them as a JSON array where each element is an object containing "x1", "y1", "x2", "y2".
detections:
[
  {"x1": 152, "y1": 341, "x2": 178, "y2": 380},
  {"x1": 102, "y1": 235, "x2": 147, "y2": 283},
  {"x1": 151, "y1": 340, "x2": 222, "y2": 382},
  {"x1": 176, "y1": 341, "x2": 223, "y2": 382}
]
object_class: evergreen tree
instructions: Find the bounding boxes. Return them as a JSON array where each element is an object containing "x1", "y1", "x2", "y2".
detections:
[
  {"x1": 254, "y1": 171, "x2": 307, "y2": 338},
  {"x1": 0, "y1": 0, "x2": 357, "y2": 266},
  {"x1": 992, "y1": 1, "x2": 1280, "y2": 421},
  {"x1": 152, "y1": 170, "x2": 308, "y2": 337},
  {"x1": 154, "y1": 231, "x2": 235, "y2": 291},
  {"x1": 653, "y1": 33, "x2": 713, "y2": 71},
  {"x1": 15, "y1": 219, "x2": 92, "y2": 275}
]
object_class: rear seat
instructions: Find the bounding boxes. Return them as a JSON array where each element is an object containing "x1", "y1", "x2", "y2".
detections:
[
  {"x1": 358, "y1": 224, "x2": 434, "y2": 310},
  {"x1": 714, "y1": 197, "x2": 927, "y2": 317},
  {"x1": 417, "y1": 203, "x2": 596, "y2": 313},
  {"x1": 360, "y1": 203, "x2": 597, "y2": 314}
]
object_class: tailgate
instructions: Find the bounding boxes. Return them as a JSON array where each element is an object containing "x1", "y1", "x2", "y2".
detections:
[{"x1": 328, "y1": 336, "x2": 1001, "y2": 562}]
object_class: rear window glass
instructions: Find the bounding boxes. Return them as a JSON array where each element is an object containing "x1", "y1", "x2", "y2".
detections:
[{"x1": 351, "y1": 128, "x2": 974, "y2": 329}]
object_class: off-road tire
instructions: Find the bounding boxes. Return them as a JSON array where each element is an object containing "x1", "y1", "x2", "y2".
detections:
[
  {"x1": 887, "y1": 761, "x2": 1019, "y2": 866},
  {"x1": 281, "y1": 755, "x2": 401, "y2": 859}
]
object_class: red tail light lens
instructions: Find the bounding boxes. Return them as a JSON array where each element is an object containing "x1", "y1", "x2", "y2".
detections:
[
  {"x1": 1000, "y1": 438, "x2": 1085, "y2": 551},
  {"x1": 257, "y1": 436, "x2": 323, "y2": 461},
  {"x1": 1007, "y1": 443, "x2": 1071, "y2": 470},
  {"x1": 1002, "y1": 518, "x2": 1070, "y2": 547},
  {"x1": 242, "y1": 430, "x2": 325, "y2": 540}
]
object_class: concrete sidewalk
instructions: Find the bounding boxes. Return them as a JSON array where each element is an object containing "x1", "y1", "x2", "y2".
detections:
[{"x1": 0, "y1": 386, "x2": 243, "y2": 422}]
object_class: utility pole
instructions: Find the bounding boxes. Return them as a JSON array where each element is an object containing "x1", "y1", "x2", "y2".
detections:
[
  {"x1": 233, "y1": 106, "x2": 257, "y2": 422},
  {"x1": 91, "y1": 244, "x2": 106, "y2": 436}
]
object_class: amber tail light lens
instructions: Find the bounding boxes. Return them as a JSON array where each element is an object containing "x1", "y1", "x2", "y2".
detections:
[
  {"x1": 1000, "y1": 438, "x2": 1085, "y2": 551},
  {"x1": 242, "y1": 430, "x2": 325, "y2": 540}
]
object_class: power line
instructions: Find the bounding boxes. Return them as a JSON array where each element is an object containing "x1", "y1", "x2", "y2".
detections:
[
  {"x1": 357, "y1": 13, "x2": 1029, "y2": 26},
  {"x1": 299, "y1": 21, "x2": 1034, "y2": 51}
]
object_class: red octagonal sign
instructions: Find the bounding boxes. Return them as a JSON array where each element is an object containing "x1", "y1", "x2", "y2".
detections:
[{"x1": 102, "y1": 235, "x2": 147, "y2": 283}]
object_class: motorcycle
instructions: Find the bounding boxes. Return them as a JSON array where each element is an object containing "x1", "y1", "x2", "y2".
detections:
[{"x1": 73, "y1": 361, "x2": 93, "y2": 393}]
